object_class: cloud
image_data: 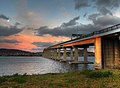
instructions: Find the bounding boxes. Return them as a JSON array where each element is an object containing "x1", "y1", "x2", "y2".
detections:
[
  {"x1": 0, "y1": 14, "x2": 9, "y2": 20},
  {"x1": 75, "y1": 0, "x2": 89, "y2": 10},
  {"x1": 83, "y1": 13, "x2": 87, "y2": 17},
  {"x1": 0, "y1": 26, "x2": 23, "y2": 36},
  {"x1": 36, "y1": 15, "x2": 120, "y2": 37},
  {"x1": 95, "y1": 0, "x2": 120, "y2": 15},
  {"x1": 99, "y1": 7, "x2": 112, "y2": 15},
  {"x1": 36, "y1": 16, "x2": 87, "y2": 37},
  {"x1": 88, "y1": 13, "x2": 100, "y2": 22},
  {"x1": 15, "y1": 0, "x2": 43, "y2": 27},
  {"x1": 33, "y1": 42, "x2": 54, "y2": 47},
  {"x1": 31, "y1": 48, "x2": 44, "y2": 51},
  {"x1": 88, "y1": 14, "x2": 120, "y2": 26},
  {"x1": 61, "y1": 16, "x2": 80, "y2": 27},
  {"x1": 0, "y1": 14, "x2": 23, "y2": 36},
  {"x1": 74, "y1": 0, "x2": 120, "y2": 16},
  {"x1": 95, "y1": 0, "x2": 120, "y2": 9},
  {"x1": 0, "y1": 39, "x2": 20, "y2": 43}
]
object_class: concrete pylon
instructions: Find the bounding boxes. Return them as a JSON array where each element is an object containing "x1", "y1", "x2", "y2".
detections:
[
  {"x1": 54, "y1": 49, "x2": 57, "y2": 60},
  {"x1": 51, "y1": 49, "x2": 54, "y2": 59},
  {"x1": 114, "y1": 40, "x2": 120, "y2": 68},
  {"x1": 63, "y1": 48, "x2": 66, "y2": 61},
  {"x1": 74, "y1": 46, "x2": 78, "y2": 63},
  {"x1": 84, "y1": 47, "x2": 88, "y2": 62},
  {"x1": 70, "y1": 47, "x2": 73, "y2": 60},
  {"x1": 58, "y1": 48, "x2": 61, "y2": 60},
  {"x1": 95, "y1": 37, "x2": 102, "y2": 69}
]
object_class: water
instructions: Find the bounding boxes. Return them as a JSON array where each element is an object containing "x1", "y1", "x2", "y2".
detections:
[{"x1": 0, "y1": 56, "x2": 95, "y2": 76}]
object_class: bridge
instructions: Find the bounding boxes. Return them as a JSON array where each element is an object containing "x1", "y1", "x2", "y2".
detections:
[{"x1": 42, "y1": 24, "x2": 120, "y2": 69}]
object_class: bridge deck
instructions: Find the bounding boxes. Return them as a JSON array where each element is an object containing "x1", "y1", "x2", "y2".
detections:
[{"x1": 49, "y1": 24, "x2": 120, "y2": 48}]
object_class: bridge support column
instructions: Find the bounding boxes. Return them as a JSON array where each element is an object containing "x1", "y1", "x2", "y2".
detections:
[
  {"x1": 58, "y1": 49, "x2": 61, "y2": 60},
  {"x1": 51, "y1": 49, "x2": 54, "y2": 59},
  {"x1": 70, "y1": 47, "x2": 73, "y2": 60},
  {"x1": 74, "y1": 46, "x2": 78, "y2": 63},
  {"x1": 54, "y1": 49, "x2": 57, "y2": 60},
  {"x1": 114, "y1": 40, "x2": 120, "y2": 68},
  {"x1": 95, "y1": 37, "x2": 102, "y2": 69},
  {"x1": 63, "y1": 48, "x2": 66, "y2": 61},
  {"x1": 46, "y1": 49, "x2": 49, "y2": 58},
  {"x1": 84, "y1": 47, "x2": 88, "y2": 62}
]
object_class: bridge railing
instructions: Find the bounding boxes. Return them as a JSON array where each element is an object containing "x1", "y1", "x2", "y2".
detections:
[
  {"x1": 49, "y1": 24, "x2": 120, "y2": 48},
  {"x1": 78, "y1": 23, "x2": 120, "y2": 39}
]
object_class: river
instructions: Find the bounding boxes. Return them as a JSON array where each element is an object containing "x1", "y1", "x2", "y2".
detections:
[{"x1": 0, "y1": 56, "x2": 95, "y2": 76}]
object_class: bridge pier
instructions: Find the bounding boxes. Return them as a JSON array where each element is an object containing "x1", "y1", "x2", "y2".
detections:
[
  {"x1": 42, "y1": 24, "x2": 120, "y2": 69},
  {"x1": 57, "y1": 48, "x2": 61, "y2": 60},
  {"x1": 74, "y1": 46, "x2": 78, "y2": 63},
  {"x1": 102, "y1": 36, "x2": 120, "y2": 68},
  {"x1": 84, "y1": 47, "x2": 88, "y2": 62},
  {"x1": 95, "y1": 37, "x2": 102, "y2": 69},
  {"x1": 70, "y1": 47, "x2": 73, "y2": 60},
  {"x1": 114, "y1": 40, "x2": 120, "y2": 68},
  {"x1": 63, "y1": 48, "x2": 66, "y2": 61},
  {"x1": 54, "y1": 49, "x2": 57, "y2": 60}
]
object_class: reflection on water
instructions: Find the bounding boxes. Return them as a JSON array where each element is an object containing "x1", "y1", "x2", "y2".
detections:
[{"x1": 0, "y1": 56, "x2": 94, "y2": 76}]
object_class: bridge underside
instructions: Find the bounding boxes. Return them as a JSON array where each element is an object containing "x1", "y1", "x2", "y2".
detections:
[
  {"x1": 102, "y1": 33, "x2": 120, "y2": 68},
  {"x1": 42, "y1": 31, "x2": 120, "y2": 69}
]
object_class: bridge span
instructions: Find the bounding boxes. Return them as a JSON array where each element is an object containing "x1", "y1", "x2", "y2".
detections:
[{"x1": 42, "y1": 24, "x2": 120, "y2": 69}]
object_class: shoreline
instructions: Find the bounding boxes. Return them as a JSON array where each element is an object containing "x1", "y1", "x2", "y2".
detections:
[{"x1": 0, "y1": 69, "x2": 120, "y2": 88}]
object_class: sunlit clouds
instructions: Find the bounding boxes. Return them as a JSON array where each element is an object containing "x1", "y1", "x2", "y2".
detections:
[{"x1": 0, "y1": 0, "x2": 120, "y2": 52}]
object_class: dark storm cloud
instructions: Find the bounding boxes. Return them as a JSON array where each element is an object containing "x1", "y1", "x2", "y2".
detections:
[
  {"x1": 0, "y1": 26, "x2": 23, "y2": 36},
  {"x1": 75, "y1": 0, "x2": 89, "y2": 10},
  {"x1": 95, "y1": 0, "x2": 120, "y2": 15},
  {"x1": 88, "y1": 13, "x2": 100, "y2": 22},
  {"x1": 95, "y1": 0, "x2": 120, "y2": 8},
  {"x1": 83, "y1": 13, "x2": 87, "y2": 17},
  {"x1": 74, "y1": 0, "x2": 120, "y2": 16},
  {"x1": 15, "y1": 22, "x2": 21, "y2": 26},
  {"x1": 61, "y1": 16, "x2": 79, "y2": 27},
  {"x1": 36, "y1": 16, "x2": 87, "y2": 37},
  {"x1": 36, "y1": 15, "x2": 120, "y2": 37},
  {"x1": 99, "y1": 7, "x2": 112, "y2": 15},
  {"x1": 33, "y1": 42, "x2": 54, "y2": 47},
  {"x1": 36, "y1": 0, "x2": 120, "y2": 37},
  {"x1": 93, "y1": 15, "x2": 120, "y2": 26},
  {"x1": 0, "y1": 14, "x2": 9, "y2": 20},
  {"x1": 0, "y1": 39, "x2": 20, "y2": 43}
]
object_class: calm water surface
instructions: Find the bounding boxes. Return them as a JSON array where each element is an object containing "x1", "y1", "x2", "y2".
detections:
[{"x1": 0, "y1": 56, "x2": 94, "y2": 76}]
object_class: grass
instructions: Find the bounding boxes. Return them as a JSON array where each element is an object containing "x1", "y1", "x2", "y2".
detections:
[
  {"x1": 0, "y1": 77, "x2": 6, "y2": 84},
  {"x1": 0, "y1": 69, "x2": 120, "y2": 88}
]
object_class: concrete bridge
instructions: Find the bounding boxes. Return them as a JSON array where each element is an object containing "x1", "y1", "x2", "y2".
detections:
[{"x1": 42, "y1": 24, "x2": 120, "y2": 69}]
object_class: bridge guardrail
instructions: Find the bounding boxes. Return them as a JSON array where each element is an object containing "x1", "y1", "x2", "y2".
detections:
[
  {"x1": 78, "y1": 24, "x2": 120, "y2": 39},
  {"x1": 49, "y1": 24, "x2": 120, "y2": 48}
]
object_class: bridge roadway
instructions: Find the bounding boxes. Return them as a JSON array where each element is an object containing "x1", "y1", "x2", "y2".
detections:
[{"x1": 42, "y1": 24, "x2": 120, "y2": 69}]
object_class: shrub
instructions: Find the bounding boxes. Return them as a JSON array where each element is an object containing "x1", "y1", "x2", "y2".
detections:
[
  {"x1": 88, "y1": 71, "x2": 113, "y2": 78},
  {"x1": 11, "y1": 76, "x2": 27, "y2": 83},
  {"x1": 0, "y1": 77, "x2": 6, "y2": 84},
  {"x1": 80, "y1": 70, "x2": 92, "y2": 75}
]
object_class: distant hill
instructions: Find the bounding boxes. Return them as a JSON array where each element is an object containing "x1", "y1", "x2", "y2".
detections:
[{"x1": 0, "y1": 48, "x2": 42, "y2": 56}]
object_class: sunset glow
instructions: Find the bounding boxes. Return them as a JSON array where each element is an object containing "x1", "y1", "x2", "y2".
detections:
[{"x1": 0, "y1": 0, "x2": 120, "y2": 52}]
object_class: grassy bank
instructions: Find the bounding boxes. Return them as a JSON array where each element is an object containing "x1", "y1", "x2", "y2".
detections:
[{"x1": 0, "y1": 70, "x2": 120, "y2": 88}]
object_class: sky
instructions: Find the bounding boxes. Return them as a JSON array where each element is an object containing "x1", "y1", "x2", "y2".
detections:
[{"x1": 0, "y1": 0, "x2": 120, "y2": 52}]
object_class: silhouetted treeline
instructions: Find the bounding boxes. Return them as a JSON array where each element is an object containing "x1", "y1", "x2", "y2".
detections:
[{"x1": 0, "y1": 48, "x2": 42, "y2": 56}]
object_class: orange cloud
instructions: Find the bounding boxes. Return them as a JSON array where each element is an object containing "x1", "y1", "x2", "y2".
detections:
[
  {"x1": 5, "y1": 34, "x2": 70, "y2": 43},
  {"x1": 3, "y1": 34, "x2": 70, "y2": 52}
]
